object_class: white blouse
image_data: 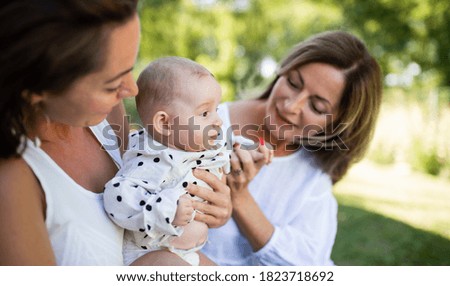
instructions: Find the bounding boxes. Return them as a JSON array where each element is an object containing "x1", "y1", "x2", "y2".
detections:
[{"x1": 202, "y1": 103, "x2": 338, "y2": 265}]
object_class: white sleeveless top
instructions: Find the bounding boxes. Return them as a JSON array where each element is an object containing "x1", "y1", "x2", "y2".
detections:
[{"x1": 22, "y1": 120, "x2": 125, "y2": 265}]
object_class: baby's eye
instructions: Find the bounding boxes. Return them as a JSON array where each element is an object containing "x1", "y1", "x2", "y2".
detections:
[{"x1": 202, "y1": 111, "x2": 209, "y2": 117}]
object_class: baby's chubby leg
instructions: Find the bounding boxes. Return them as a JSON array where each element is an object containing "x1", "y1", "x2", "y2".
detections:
[
  {"x1": 130, "y1": 250, "x2": 190, "y2": 266},
  {"x1": 130, "y1": 248, "x2": 216, "y2": 266}
]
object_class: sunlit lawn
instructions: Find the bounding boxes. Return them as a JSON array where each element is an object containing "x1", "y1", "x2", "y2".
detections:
[{"x1": 331, "y1": 160, "x2": 450, "y2": 265}]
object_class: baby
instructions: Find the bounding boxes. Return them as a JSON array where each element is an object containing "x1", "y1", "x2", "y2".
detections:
[{"x1": 104, "y1": 57, "x2": 262, "y2": 265}]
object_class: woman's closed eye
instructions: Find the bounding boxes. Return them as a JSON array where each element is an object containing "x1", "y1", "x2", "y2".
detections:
[
  {"x1": 309, "y1": 99, "x2": 328, "y2": 115},
  {"x1": 310, "y1": 102, "x2": 323, "y2": 114},
  {"x1": 287, "y1": 76, "x2": 302, "y2": 90},
  {"x1": 105, "y1": 84, "x2": 122, "y2": 93}
]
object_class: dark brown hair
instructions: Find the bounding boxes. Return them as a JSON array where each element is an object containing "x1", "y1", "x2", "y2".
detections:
[
  {"x1": 259, "y1": 31, "x2": 383, "y2": 183},
  {"x1": 0, "y1": 0, "x2": 138, "y2": 158}
]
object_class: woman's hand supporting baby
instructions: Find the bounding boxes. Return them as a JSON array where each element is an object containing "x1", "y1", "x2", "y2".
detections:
[{"x1": 187, "y1": 169, "x2": 232, "y2": 228}]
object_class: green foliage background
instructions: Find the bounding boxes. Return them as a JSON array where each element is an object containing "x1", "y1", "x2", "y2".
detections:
[
  {"x1": 131, "y1": 0, "x2": 450, "y2": 176},
  {"x1": 131, "y1": 0, "x2": 450, "y2": 265},
  {"x1": 136, "y1": 0, "x2": 450, "y2": 99}
]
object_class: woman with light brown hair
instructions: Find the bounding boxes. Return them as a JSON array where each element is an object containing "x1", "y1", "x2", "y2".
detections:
[
  {"x1": 0, "y1": 0, "x2": 231, "y2": 265},
  {"x1": 203, "y1": 31, "x2": 383, "y2": 265}
]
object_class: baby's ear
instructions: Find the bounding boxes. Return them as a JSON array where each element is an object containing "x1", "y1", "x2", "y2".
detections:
[{"x1": 153, "y1": 111, "x2": 171, "y2": 136}]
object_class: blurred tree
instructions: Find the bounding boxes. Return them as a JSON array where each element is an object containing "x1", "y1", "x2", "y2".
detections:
[
  {"x1": 138, "y1": 0, "x2": 341, "y2": 101},
  {"x1": 320, "y1": 0, "x2": 450, "y2": 87},
  {"x1": 231, "y1": 0, "x2": 342, "y2": 96},
  {"x1": 138, "y1": 0, "x2": 239, "y2": 101},
  {"x1": 137, "y1": 0, "x2": 450, "y2": 101}
]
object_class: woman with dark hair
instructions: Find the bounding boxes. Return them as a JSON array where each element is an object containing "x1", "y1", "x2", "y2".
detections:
[
  {"x1": 0, "y1": 0, "x2": 231, "y2": 266},
  {"x1": 203, "y1": 31, "x2": 383, "y2": 265}
]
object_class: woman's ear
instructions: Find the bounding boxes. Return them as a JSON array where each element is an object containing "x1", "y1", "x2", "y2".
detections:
[
  {"x1": 21, "y1": 90, "x2": 46, "y2": 105},
  {"x1": 153, "y1": 111, "x2": 171, "y2": 136}
]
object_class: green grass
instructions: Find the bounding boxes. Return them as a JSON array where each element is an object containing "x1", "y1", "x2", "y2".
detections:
[
  {"x1": 368, "y1": 91, "x2": 450, "y2": 178},
  {"x1": 331, "y1": 160, "x2": 450, "y2": 265}
]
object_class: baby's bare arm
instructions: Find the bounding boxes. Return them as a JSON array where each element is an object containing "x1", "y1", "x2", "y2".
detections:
[{"x1": 172, "y1": 194, "x2": 194, "y2": 227}]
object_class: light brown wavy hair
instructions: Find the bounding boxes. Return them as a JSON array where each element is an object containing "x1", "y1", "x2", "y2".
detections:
[{"x1": 259, "y1": 31, "x2": 383, "y2": 183}]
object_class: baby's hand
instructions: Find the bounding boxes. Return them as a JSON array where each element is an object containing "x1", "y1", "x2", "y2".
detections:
[{"x1": 172, "y1": 194, "x2": 195, "y2": 227}]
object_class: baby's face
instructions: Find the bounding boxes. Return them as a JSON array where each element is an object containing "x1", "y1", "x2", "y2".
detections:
[{"x1": 168, "y1": 74, "x2": 223, "y2": 152}]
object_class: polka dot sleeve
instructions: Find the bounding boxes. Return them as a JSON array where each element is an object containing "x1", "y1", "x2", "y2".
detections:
[{"x1": 104, "y1": 175, "x2": 185, "y2": 238}]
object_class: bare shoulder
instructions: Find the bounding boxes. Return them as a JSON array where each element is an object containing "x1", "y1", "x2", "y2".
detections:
[
  {"x1": 228, "y1": 99, "x2": 264, "y2": 127},
  {"x1": 227, "y1": 100, "x2": 247, "y2": 124},
  {"x1": 0, "y1": 157, "x2": 55, "y2": 265},
  {"x1": 0, "y1": 156, "x2": 45, "y2": 220},
  {"x1": 0, "y1": 156, "x2": 40, "y2": 192}
]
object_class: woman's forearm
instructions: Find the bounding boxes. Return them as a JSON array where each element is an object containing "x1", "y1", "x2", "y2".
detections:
[{"x1": 231, "y1": 190, "x2": 274, "y2": 252}]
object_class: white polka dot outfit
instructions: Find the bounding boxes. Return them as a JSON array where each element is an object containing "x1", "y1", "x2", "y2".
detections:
[{"x1": 104, "y1": 128, "x2": 231, "y2": 265}]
